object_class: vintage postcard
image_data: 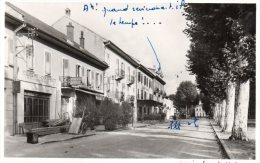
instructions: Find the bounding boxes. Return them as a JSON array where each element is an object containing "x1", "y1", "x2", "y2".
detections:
[{"x1": 1, "y1": 0, "x2": 259, "y2": 163}]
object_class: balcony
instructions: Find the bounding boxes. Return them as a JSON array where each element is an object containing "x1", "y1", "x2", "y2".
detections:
[
  {"x1": 60, "y1": 76, "x2": 94, "y2": 90},
  {"x1": 59, "y1": 76, "x2": 82, "y2": 87},
  {"x1": 154, "y1": 87, "x2": 159, "y2": 93},
  {"x1": 126, "y1": 95, "x2": 135, "y2": 103},
  {"x1": 115, "y1": 90, "x2": 125, "y2": 102},
  {"x1": 115, "y1": 69, "x2": 125, "y2": 80},
  {"x1": 127, "y1": 76, "x2": 135, "y2": 86}
]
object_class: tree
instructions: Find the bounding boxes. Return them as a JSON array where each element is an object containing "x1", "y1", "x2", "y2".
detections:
[
  {"x1": 183, "y1": 4, "x2": 255, "y2": 139},
  {"x1": 174, "y1": 81, "x2": 199, "y2": 118}
]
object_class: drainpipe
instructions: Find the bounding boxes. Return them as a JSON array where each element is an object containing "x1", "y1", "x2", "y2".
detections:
[{"x1": 13, "y1": 23, "x2": 26, "y2": 136}]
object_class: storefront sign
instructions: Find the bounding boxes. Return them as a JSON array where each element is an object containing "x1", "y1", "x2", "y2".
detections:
[
  {"x1": 13, "y1": 80, "x2": 21, "y2": 93},
  {"x1": 23, "y1": 71, "x2": 57, "y2": 86}
]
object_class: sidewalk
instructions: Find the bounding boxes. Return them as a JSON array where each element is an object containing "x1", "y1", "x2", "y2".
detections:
[
  {"x1": 210, "y1": 120, "x2": 255, "y2": 159},
  {"x1": 95, "y1": 122, "x2": 152, "y2": 131}
]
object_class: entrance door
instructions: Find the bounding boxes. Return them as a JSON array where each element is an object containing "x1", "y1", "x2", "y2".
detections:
[{"x1": 61, "y1": 97, "x2": 69, "y2": 115}]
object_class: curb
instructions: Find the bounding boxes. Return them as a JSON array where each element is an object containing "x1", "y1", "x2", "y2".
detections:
[
  {"x1": 133, "y1": 124, "x2": 151, "y2": 128},
  {"x1": 209, "y1": 121, "x2": 235, "y2": 159},
  {"x1": 40, "y1": 132, "x2": 96, "y2": 145}
]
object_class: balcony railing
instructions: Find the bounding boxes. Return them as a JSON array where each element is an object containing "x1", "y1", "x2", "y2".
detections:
[
  {"x1": 126, "y1": 95, "x2": 135, "y2": 103},
  {"x1": 115, "y1": 69, "x2": 125, "y2": 80},
  {"x1": 154, "y1": 87, "x2": 159, "y2": 93},
  {"x1": 127, "y1": 76, "x2": 135, "y2": 86},
  {"x1": 60, "y1": 76, "x2": 82, "y2": 87},
  {"x1": 60, "y1": 76, "x2": 94, "y2": 90}
]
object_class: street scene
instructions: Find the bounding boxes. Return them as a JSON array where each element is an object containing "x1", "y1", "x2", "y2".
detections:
[
  {"x1": 6, "y1": 119, "x2": 225, "y2": 158},
  {"x1": 2, "y1": 0, "x2": 257, "y2": 161}
]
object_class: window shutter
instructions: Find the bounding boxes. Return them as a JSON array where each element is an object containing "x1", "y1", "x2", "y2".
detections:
[
  {"x1": 100, "y1": 74, "x2": 102, "y2": 88},
  {"x1": 45, "y1": 52, "x2": 51, "y2": 75},
  {"x1": 26, "y1": 45, "x2": 33, "y2": 70}
]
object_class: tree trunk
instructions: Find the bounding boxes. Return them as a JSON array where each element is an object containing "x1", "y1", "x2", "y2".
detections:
[
  {"x1": 230, "y1": 80, "x2": 250, "y2": 141},
  {"x1": 216, "y1": 103, "x2": 220, "y2": 125},
  {"x1": 220, "y1": 100, "x2": 226, "y2": 129},
  {"x1": 213, "y1": 105, "x2": 217, "y2": 122},
  {"x1": 224, "y1": 81, "x2": 236, "y2": 133}
]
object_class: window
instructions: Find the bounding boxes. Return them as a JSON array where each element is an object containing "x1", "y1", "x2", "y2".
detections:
[
  {"x1": 107, "y1": 77, "x2": 110, "y2": 91},
  {"x1": 100, "y1": 74, "x2": 103, "y2": 89},
  {"x1": 24, "y1": 91, "x2": 50, "y2": 123},
  {"x1": 96, "y1": 73, "x2": 99, "y2": 89},
  {"x1": 137, "y1": 89, "x2": 139, "y2": 99},
  {"x1": 121, "y1": 62, "x2": 125, "y2": 72},
  {"x1": 141, "y1": 90, "x2": 143, "y2": 99},
  {"x1": 144, "y1": 91, "x2": 147, "y2": 100},
  {"x1": 144, "y1": 76, "x2": 146, "y2": 85},
  {"x1": 128, "y1": 66, "x2": 130, "y2": 79},
  {"x1": 45, "y1": 51, "x2": 51, "y2": 75},
  {"x1": 91, "y1": 71, "x2": 94, "y2": 86},
  {"x1": 76, "y1": 64, "x2": 81, "y2": 77},
  {"x1": 82, "y1": 67, "x2": 84, "y2": 77},
  {"x1": 87, "y1": 69, "x2": 91, "y2": 86},
  {"x1": 26, "y1": 44, "x2": 34, "y2": 70},
  {"x1": 116, "y1": 59, "x2": 119, "y2": 73},
  {"x1": 5, "y1": 37, "x2": 14, "y2": 66},
  {"x1": 62, "y1": 58, "x2": 69, "y2": 76},
  {"x1": 106, "y1": 53, "x2": 110, "y2": 65},
  {"x1": 138, "y1": 72, "x2": 141, "y2": 82}
]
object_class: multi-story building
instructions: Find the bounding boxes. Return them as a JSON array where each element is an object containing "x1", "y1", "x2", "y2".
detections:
[
  {"x1": 103, "y1": 41, "x2": 139, "y2": 122},
  {"x1": 136, "y1": 65, "x2": 166, "y2": 120},
  {"x1": 4, "y1": 3, "x2": 108, "y2": 135},
  {"x1": 52, "y1": 8, "x2": 141, "y2": 122}
]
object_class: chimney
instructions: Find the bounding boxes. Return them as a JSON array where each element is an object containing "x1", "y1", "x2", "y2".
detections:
[
  {"x1": 65, "y1": 8, "x2": 71, "y2": 17},
  {"x1": 66, "y1": 22, "x2": 74, "y2": 41},
  {"x1": 80, "y1": 31, "x2": 85, "y2": 48}
]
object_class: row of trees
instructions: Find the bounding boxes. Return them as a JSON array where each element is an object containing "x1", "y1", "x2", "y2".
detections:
[
  {"x1": 75, "y1": 92, "x2": 133, "y2": 131},
  {"x1": 183, "y1": 4, "x2": 255, "y2": 140}
]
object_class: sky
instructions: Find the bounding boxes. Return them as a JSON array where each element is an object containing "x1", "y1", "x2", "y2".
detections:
[{"x1": 11, "y1": 0, "x2": 196, "y2": 95}]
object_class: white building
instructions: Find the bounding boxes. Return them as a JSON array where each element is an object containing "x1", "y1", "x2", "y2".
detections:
[
  {"x1": 4, "y1": 3, "x2": 108, "y2": 135},
  {"x1": 195, "y1": 102, "x2": 206, "y2": 117},
  {"x1": 163, "y1": 98, "x2": 176, "y2": 120},
  {"x1": 52, "y1": 9, "x2": 140, "y2": 122}
]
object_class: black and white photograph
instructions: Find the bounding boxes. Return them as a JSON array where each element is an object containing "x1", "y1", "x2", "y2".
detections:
[{"x1": 1, "y1": 0, "x2": 258, "y2": 162}]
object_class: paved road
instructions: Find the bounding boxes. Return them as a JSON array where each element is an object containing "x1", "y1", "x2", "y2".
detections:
[{"x1": 5, "y1": 118, "x2": 225, "y2": 158}]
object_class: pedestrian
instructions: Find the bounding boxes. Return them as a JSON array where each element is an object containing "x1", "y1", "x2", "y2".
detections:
[
  {"x1": 194, "y1": 116, "x2": 199, "y2": 127},
  {"x1": 188, "y1": 116, "x2": 199, "y2": 127}
]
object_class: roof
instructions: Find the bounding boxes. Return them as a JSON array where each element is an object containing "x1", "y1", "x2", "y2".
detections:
[
  {"x1": 103, "y1": 40, "x2": 139, "y2": 67},
  {"x1": 147, "y1": 68, "x2": 166, "y2": 85},
  {"x1": 5, "y1": 2, "x2": 108, "y2": 70}
]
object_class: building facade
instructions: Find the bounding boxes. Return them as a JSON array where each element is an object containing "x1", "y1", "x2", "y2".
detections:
[
  {"x1": 163, "y1": 98, "x2": 176, "y2": 120},
  {"x1": 51, "y1": 9, "x2": 144, "y2": 123},
  {"x1": 195, "y1": 103, "x2": 206, "y2": 117},
  {"x1": 4, "y1": 3, "x2": 108, "y2": 135},
  {"x1": 5, "y1": 4, "x2": 168, "y2": 135},
  {"x1": 136, "y1": 66, "x2": 166, "y2": 121},
  {"x1": 103, "y1": 41, "x2": 139, "y2": 122}
]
